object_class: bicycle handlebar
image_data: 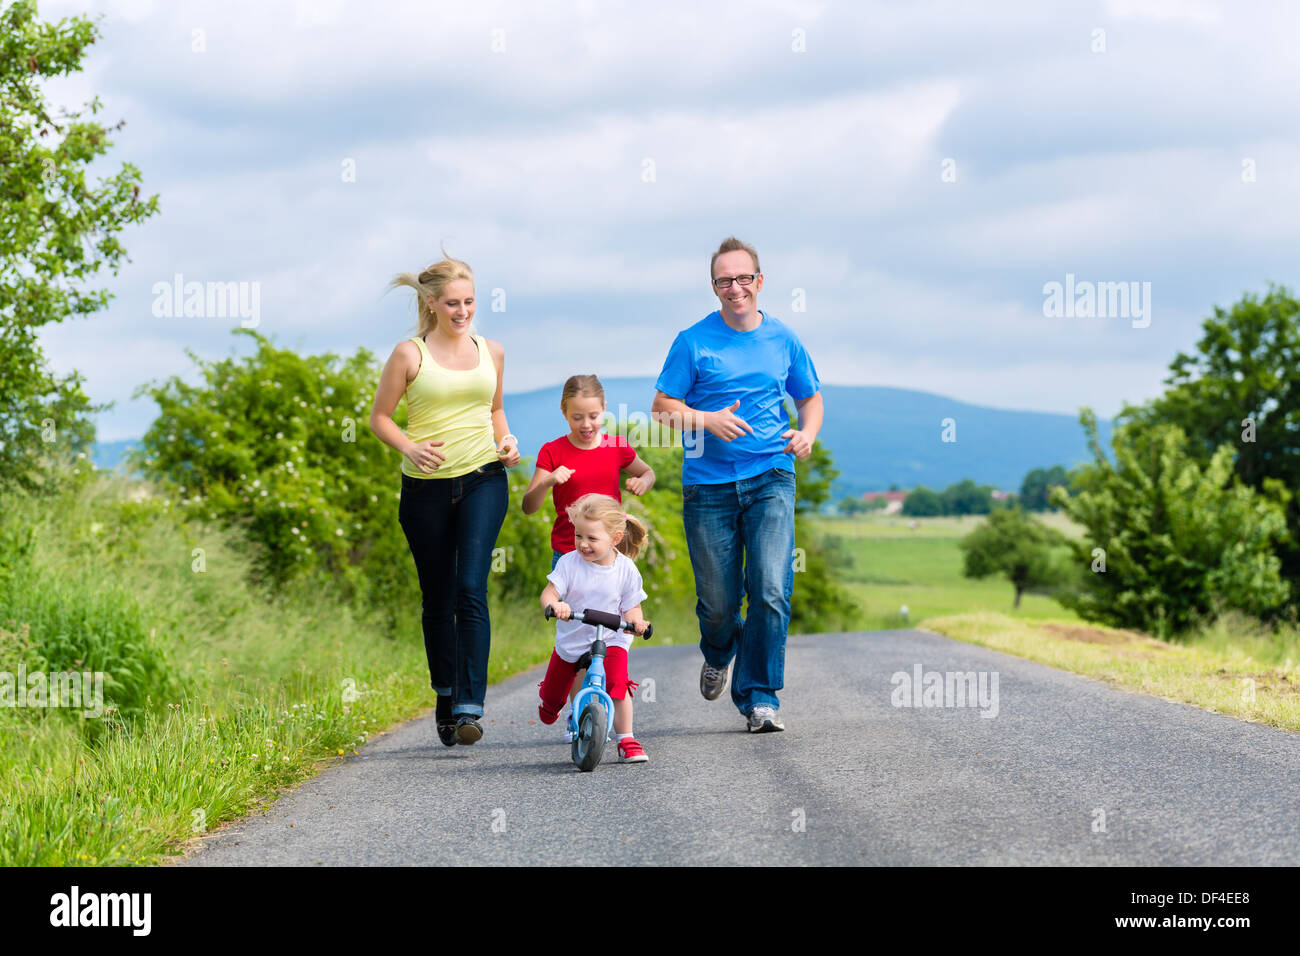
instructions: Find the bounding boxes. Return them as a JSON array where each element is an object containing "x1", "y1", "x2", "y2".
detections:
[{"x1": 545, "y1": 604, "x2": 653, "y2": 640}]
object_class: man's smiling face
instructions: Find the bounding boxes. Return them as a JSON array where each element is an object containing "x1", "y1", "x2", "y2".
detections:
[{"x1": 712, "y1": 249, "x2": 763, "y2": 321}]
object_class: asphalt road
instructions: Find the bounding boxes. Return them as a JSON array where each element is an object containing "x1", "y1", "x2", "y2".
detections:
[{"x1": 178, "y1": 629, "x2": 1300, "y2": 866}]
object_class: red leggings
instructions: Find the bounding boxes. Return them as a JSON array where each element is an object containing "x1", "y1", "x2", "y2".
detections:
[{"x1": 538, "y1": 646, "x2": 635, "y2": 719}]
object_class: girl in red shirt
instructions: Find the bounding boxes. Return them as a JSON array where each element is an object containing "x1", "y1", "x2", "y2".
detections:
[{"x1": 522, "y1": 375, "x2": 656, "y2": 569}]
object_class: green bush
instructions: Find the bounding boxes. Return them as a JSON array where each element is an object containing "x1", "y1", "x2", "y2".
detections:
[
  {"x1": 131, "y1": 330, "x2": 412, "y2": 617},
  {"x1": 1052, "y1": 410, "x2": 1291, "y2": 638}
]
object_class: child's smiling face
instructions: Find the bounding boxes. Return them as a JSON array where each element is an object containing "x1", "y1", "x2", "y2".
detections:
[
  {"x1": 564, "y1": 395, "x2": 606, "y2": 445},
  {"x1": 573, "y1": 516, "x2": 621, "y2": 564}
]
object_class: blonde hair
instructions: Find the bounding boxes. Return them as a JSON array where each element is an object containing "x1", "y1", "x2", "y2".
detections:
[
  {"x1": 710, "y1": 236, "x2": 761, "y2": 280},
  {"x1": 560, "y1": 374, "x2": 606, "y2": 416},
  {"x1": 566, "y1": 493, "x2": 647, "y2": 560},
  {"x1": 389, "y1": 246, "x2": 475, "y2": 338}
]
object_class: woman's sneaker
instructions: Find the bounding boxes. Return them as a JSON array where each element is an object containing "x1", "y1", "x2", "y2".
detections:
[
  {"x1": 436, "y1": 698, "x2": 457, "y2": 747},
  {"x1": 746, "y1": 706, "x2": 785, "y2": 733},
  {"x1": 617, "y1": 737, "x2": 649, "y2": 763},
  {"x1": 700, "y1": 661, "x2": 729, "y2": 700},
  {"x1": 455, "y1": 714, "x2": 484, "y2": 745}
]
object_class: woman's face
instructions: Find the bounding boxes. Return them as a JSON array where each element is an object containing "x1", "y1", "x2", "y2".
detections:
[
  {"x1": 565, "y1": 396, "x2": 606, "y2": 444},
  {"x1": 573, "y1": 515, "x2": 621, "y2": 563},
  {"x1": 429, "y1": 278, "x2": 475, "y2": 335}
]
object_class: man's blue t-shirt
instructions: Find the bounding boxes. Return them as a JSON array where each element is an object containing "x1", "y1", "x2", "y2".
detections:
[{"x1": 654, "y1": 310, "x2": 821, "y2": 485}]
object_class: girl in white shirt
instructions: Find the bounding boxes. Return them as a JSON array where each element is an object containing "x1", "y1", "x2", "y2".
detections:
[{"x1": 538, "y1": 494, "x2": 653, "y2": 763}]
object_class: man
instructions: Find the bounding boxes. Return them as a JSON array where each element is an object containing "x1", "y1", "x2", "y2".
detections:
[{"x1": 651, "y1": 237, "x2": 824, "y2": 732}]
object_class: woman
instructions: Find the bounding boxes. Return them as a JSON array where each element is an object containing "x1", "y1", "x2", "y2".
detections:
[{"x1": 369, "y1": 252, "x2": 520, "y2": 747}]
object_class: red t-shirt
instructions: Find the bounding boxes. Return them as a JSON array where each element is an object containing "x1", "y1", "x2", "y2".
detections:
[{"x1": 536, "y1": 433, "x2": 637, "y2": 553}]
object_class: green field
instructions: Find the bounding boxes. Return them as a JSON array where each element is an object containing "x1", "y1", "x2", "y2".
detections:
[{"x1": 809, "y1": 512, "x2": 1085, "y2": 631}]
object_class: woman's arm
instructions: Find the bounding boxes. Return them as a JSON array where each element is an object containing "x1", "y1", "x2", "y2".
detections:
[
  {"x1": 623, "y1": 455, "x2": 655, "y2": 496},
  {"x1": 369, "y1": 341, "x2": 445, "y2": 473},
  {"x1": 487, "y1": 339, "x2": 520, "y2": 467}
]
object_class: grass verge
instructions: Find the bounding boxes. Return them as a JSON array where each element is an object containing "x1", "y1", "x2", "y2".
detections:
[{"x1": 919, "y1": 611, "x2": 1300, "y2": 734}]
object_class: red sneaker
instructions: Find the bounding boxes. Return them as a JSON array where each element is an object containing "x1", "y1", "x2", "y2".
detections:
[{"x1": 617, "y1": 737, "x2": 649, "y2": 763}]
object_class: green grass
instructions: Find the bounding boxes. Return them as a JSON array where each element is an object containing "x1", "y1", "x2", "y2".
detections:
[{"x1": 0, "y1": 470, "x2": 699, "y2": 865}]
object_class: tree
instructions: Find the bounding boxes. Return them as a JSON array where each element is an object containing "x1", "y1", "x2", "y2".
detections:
[
  {"x1": 941, "y1": 478, "x2": 994, "y2": 515},
  {"x1": 959, "y1": 508, "x2": 1067, "y2": 608},
  {"x1": 1019, "y1": 465, "x2": 1069, "y2": 511},
  {"x1": 902, "y1": 486, "x2": 942, "y2": 516},
  {"x1": 1115, "y1": 284, "x2": 1300, "y2": 589},
  {"x1": 837, "y1": 495, "x2": 864, "y2": 515},
  {"x1": 1051, "y1": 409, "x2": 1291, "y2": 638},
  {"x1": 0, "y1": 0, "x2": 159, "y2": 490}
]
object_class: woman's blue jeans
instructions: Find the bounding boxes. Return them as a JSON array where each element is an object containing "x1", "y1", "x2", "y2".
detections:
[
  {"x1": 398, "y1": 460, "x2": 507, "y2": 717},
  {"x1": 682, "y1": 466, "x2": 797, "y2": 715}
]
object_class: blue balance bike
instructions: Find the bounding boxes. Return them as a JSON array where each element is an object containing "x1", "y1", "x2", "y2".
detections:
[{"x1": 544, "y1": 605, "x2": 652, "y2": 771}]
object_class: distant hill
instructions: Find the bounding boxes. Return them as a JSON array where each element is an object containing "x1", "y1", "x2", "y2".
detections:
[{"x1": 100, "y1": 379, "x2": 1111, "y2": 501}]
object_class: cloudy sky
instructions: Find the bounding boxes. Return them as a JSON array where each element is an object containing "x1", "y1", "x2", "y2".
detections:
[{"x1": 35, "y1": 0, "x2": 1300, "y2": 441}]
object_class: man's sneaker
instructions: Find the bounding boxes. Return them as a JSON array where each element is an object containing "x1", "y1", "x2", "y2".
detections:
[
  {"x1": 700, "y1": 661, "x2": 729, "y2": 700},
  {"x1": 455, "y1": 714, "x2": 484, "y2": 745},
  {"x1": 746, "y1": 706, "x2": 785, "y2": 733},
  {"x1": 617, "y1": 737, "x2": 649, "y2": 763}
]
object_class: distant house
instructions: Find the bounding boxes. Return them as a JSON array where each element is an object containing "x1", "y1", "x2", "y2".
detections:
[
  {"x1": 992, "y1": 490, "x2": 1011, "y2": 500},
  {"x1": 860, "y1": 490, "x2": 908, "y2": 515}
]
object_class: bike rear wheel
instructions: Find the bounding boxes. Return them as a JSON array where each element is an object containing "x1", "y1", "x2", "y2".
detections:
[{"x1": 572, "y1": 699, "x2": 608, "y2": 771}]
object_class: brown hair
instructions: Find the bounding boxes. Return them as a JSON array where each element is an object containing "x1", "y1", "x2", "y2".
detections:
[
  {"x1": 566, "y1": 493, "x2": 648, "y2": 560},
  {"x1": 560, "y1": 374, "x2": 606, "y2": 415},
  {"x1": 710, "y1": 236, "x2": 761, "y2": 280},
  {"x1": 388, "y1": 246, "x2": 475, "y2": 338}
]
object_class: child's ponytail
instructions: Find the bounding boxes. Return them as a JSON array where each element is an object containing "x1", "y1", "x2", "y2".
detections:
[{"x1": 617, "y1": 513, "x2": 647, "y2": 560}]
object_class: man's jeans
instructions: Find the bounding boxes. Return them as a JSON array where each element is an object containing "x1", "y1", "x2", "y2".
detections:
[
  {"x1": 398, "y1": 460, "x2": 508, "y2": 717},
  {"x1": 682, "y1": 466, "x2": 796, "y2": 715}
]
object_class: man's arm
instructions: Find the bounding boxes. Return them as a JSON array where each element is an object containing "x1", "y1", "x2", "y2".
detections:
[
  {"x1": 781, "y1": 391, "x2": 823, "y2": 459},
  {"x1": 651, "y1": 391, "x2": 753, "y2": 441}
]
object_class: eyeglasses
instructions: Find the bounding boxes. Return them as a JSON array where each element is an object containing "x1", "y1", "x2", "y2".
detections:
[{"x1": 712, "y1": 273, "x2": 758, "y2": 290}]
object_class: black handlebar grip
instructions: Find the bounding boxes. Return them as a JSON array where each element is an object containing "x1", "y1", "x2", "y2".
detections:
[
  {"x1": 544, "y1": 605, "x2": 556, "y2": 620},
  {"x1": 580, "y1": 608, "x2": 623, "y2": 632},
  {"x1": 641, "y1": 623, "x2": 653, "y2": 640}
]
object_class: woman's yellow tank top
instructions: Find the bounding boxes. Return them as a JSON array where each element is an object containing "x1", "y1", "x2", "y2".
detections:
[{"x1": 401, "y1": 333, "x2": 500, "y2": 479}]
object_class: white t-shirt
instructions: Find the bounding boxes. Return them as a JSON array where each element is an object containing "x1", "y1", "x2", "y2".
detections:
[{"x1": 546, "y1": 550, "x2": 648, "y2": 663}]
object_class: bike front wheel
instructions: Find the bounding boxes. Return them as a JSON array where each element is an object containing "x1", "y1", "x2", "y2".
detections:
[{"x1": 572, "y1": 699, "x2": 608, "y2": 772}]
